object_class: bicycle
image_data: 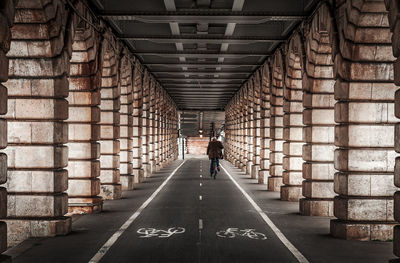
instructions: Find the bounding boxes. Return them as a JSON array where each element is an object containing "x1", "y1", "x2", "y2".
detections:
[{"x1": 210, "y1": 158, "x2": 218, "y2": 179}]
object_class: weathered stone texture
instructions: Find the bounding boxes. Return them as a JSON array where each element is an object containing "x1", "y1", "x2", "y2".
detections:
[{"x1": 132, "y1": 62, "x2": 144, "y2": 182}]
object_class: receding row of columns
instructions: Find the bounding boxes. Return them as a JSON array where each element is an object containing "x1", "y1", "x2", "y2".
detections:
[
  {"x1": 0, "y1": 0, "x2": 179, "y2": 251},
  {"x1": 225, "y1": 1, "x2": 400, "y2": 253}
]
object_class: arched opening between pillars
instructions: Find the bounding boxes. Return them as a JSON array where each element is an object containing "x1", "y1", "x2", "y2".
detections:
[
  {"x1": 99, "y1": 32, "x2": 122, "y2": 200},
  {"x1": 282, "y1": 32, "x2": 305, "y2": 201},
  {"x1": 331, "y1": 0, "x2": 398, "y2": 241},
  {"x1": 2, "y1": 0, "x2": 71, "y2": 246},
  {"x1": 269, "y1": 49, "x2": 285, "y2": 191},
  {"x1": 66, "y1": 1, "x2": 102, "y2": 214},
  {"x1": 300, "y1": 3, "x2": 336, "y2": 216}
]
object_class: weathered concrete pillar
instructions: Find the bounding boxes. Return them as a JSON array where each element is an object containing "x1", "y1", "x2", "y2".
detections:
[
  {"x1": 119, "y1": 54, "x2": 134, "y2": 190},
  {"x1": 225, "y1": 102, "x2": 233, "y2": 161},
  {"x1": 246, "y1": 83, "x2": 254, "y2": 175},
  {"x1": 2, "y1": 0, "x2": 71, "y2": 245},
  {"x1": 132, "y1": 62, "x2": 144, "y2": 183},
  {"x1": 252, "y1": 72, "x2": 262, "y2": 180},
  {"x1": 66, "y1": 4, "x2": 102, "y2": 213},
  {"x1": 0, "y1": 0, "x2": 13, "y2": 259},
  {"x1": 154, "y1": 84, "x2": 161, "y2": 170},
  {"x1": 386, "y1": 0, "x2": 400, "y2": 257},
  {"x1": 233, "y1": 96, "x2": 241, "y2": 167},
  {"x1": 259, "y1": 64, "x2": 271, "y2": 185},
  {"x1": 331, "y1": 0, "x2": 398, "y2": 240},
  {"x1": 300, "y1": 4, "x2": 336, "y2": 216},
  {"x1": 240, "y1": 88, "x2": 247, "y2": 171},
  {"x1": 99, "y1": 33, "x2": 121, "y2": 200},
  {"x1": 141, "y1": 71, "x2": 150, "y2": 177},
  {"x1": 281, "y1": 33, "x2": 304, "y2": 201},
  {"x1": 269, "y1": 50, "x2": 285, "y2": 191}
]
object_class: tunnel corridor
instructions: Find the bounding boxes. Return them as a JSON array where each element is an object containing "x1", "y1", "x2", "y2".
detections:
[{"x1": 1, "y1": 0, "x2": 400, "y2": 262}]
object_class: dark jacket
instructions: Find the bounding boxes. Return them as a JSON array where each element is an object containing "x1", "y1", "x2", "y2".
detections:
[{"x1": 207, "y1": 140, "x2": 224, "y2": 159}]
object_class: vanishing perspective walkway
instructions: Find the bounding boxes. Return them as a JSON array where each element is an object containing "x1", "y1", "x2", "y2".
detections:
[{"x1": 4, "y1": 157, "x2": 392, "y2": 263}]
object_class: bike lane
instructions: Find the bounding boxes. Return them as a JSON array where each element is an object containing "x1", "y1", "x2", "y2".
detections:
[{"x1": 97, "y1": 157, "x2": 300, "y2": 263}]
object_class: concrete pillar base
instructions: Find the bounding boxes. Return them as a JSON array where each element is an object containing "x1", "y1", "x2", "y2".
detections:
[
  {"x1": 143, "y1": 164, "x2": 151, "y2": 177},
  {"x1": 258, "y1": 170, "x2": 269, "y2": 185},
  {"x1": 299, "y1": 198, "x2": 333, "y2": 216},
  {"x1": 68, "y1": 197, "x2": 103, "y2": 214},
  {"x1": 330, "y1": 219, "x2": 395, "y2": 241},
  {"x1": 251, "y1": 165, "x2": 260, "y2": 180},
  {"x1": 100, "y1": 184, "x2": 122, "y2": 200},
  {"x1": 280, "y1": 186, "x2": 302, "y2": 202},
  {"x1": 246, "y1": 162, "x2": 253, "y2": 176},
  {"x1": 267, "y1": 177, "x2": 283, "y2": 192},
  {"x1": 6, "y1": 217, "x2": 71, "y2": 247},
  {"x1": 133, "y1": 169, "x2": 144, "y2": 184},
  {"x1": 120, "y1": 175, "x2": 135, "y2": 191}
]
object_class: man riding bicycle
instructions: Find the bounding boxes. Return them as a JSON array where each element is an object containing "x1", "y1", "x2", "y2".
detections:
[{"x1": 206, "y1": 137, "x2": 224, "y2": 178}]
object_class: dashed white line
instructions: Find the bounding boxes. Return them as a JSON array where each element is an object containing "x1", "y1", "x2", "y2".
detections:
[
  {"x1": 200, "y1": 175, "x2": 202, "y2": 178},
  {"x1": 220, "y1": 165, "x2": 310, "y2": 263},
  {"x1": 88, "y1": 160, "x2": 187, "y2": 263},
  {"x1": 200, "y1": 183, "x2": 202, "y2": 187},
  {"x1": 199, "y1": 219, "x2": 203, "y2": 230},
  {"x1": 199, "y1": 195, "x2": 202, "y2": 201}
]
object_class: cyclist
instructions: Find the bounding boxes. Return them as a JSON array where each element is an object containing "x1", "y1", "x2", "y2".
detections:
[{"x1": 206, "y1": 137, "x2": 224, "y2": 178}]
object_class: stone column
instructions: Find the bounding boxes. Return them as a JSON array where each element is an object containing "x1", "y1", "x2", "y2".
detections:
[
  {"x1": 67, "y1": 6, "x2": 102, "y2": 213},
  {"x1": 148, "y1": 79, "x2": 155, "y2": 173},
  {"x1": 240, "y1": 88, "x2": 247, "y2": 171},
  {"x1": 132, "y1": 61, "x2": 144, "y2": 183},
  {"x1": 99, "y1": 34, "x2": 121, "y2": 200},
  {"x1": 141, "y1": 71, "x2": 150, "y2": 177},
  {"x1": 252, "y1": 72, "x2": 262, "y2": 180},
  {"x1": 119, "y1": 54, "x2": 134, "y2": 190},
  {"x1": 269, "y1": 50, "x2": 285, "y2": 191},
  {"x1": 331, "y1": 0, "x2": 398, "y2": 240},
  {"x1": 154, "y1": 84, "x2": 161, "y2": 170},
  {"x1": 386, "y1": 0, "x2": 400, "y2": 257},
  {"x1": 2, "y1": 0, "x2": 71, "y2": 245},
  {"x1": 0, "y1": 0, "x2": 13, "y2": 259},
  {"x1": 281, "y1": 33, "x2": 304, "y2": 201},
  {"x1": 259, "y1": 64, "x2": 271, "y2": 185},
  {"x1": 246, "y1": 83, "x2": 254, "y2": 175},
  {"x1": 300, "y1": 4, "x2": 336, "y2": 216}
]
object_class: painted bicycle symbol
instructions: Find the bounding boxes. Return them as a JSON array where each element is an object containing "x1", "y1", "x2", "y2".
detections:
[
  {"x1": 216, "y1": 228, "x2": 267, "y2": 240},
  {"x1": 137, "y1": 227, "x2": 185, "y2": 238}
]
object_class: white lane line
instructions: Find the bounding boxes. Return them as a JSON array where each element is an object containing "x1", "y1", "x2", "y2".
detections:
[
  {"x1": 199, "y1": 195, "x2": 202, "y2": 201},
  {"x1": 88, "y1": 160, "x2": 187, "y2": 263},
  {"x1": 200, "y1": 175, "x2": 202, "y2": 178},
  {"x1": 199, "y1": 219, "x2": 203, "y2": 230},
  {"x1": 220, "y1": 165, "x2": 310, "y2": 263},
  {"x1": 200, "y1": 183, "x2": 202, "y2": 187}
]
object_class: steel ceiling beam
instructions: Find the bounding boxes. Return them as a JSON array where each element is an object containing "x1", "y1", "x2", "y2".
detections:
[
  {"x1": 159, "y1": 77, "x2": 246, "y2": 80},
  {"x1": 120, "y1": 35, "x2": 286, "y2": 44},
  {"x1": 136, "y1": 52, "x2": 268, "y2": 58},
  {"x1": 145, "y1": 63, "x2": 260, "y2": 68},
  {"x1": 100, "y1": 11, "x2": 306, "y2": 24},
  {"x1": 154, "y1": 71, "x2": 251, "y2": 75},
  {"x1": 163, "y1": 83, "x2": 241, "y2": 87}
]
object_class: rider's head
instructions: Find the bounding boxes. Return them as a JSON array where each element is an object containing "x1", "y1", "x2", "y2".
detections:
[{"x1": 212, "y1": 137, "x2": 217, "y2": 141}]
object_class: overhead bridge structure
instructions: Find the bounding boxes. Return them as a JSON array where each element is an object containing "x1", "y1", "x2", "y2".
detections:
[{"x1": 1, "y1": 0, "x2": 400, "y2": 262}]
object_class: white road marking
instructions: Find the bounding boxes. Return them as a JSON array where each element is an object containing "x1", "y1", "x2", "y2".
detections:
[
  {"x1": 200, "y1": 183, "x2": 202, "y2": 187},
  {"x1": 199, "y1": 219, "x2": 203, "y2": 230},
  {"x1": 88, "y1": 160, "x2": 187, "y2": 263},
  {"x1": 220, "y1": 165, "x2": 310, "y2": 263},
  {"x1": 199, "y1": 195, "x2": 202, "y2": 201},
  {"x1": 200, "y1": 175, "x2": 202, "y2": 178}
]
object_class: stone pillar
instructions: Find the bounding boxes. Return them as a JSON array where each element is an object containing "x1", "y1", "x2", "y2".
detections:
[
  {"x1": 132, "y1": 61, "x2": 144, "y2": 183},
  {"x1": 67, "y1": 5, "x2": 102, "y2": 213},
  {"x1": 240, "y1": 88, "x2": 247, "y2": 171},
  {"x1": 225, "y1": 102, "x2": 233, "y2": 161},
  {"x1": 148, "y1": 79, "x2": 155, "y2": 173},
  {"x1": 2, "y1": 0, "x2": 71, "y2": 245},
  {"x1": 386, "y1": 0, "x2": 400, "y2": 257},
  {"x1": 300, "y1": 4, "x2": 336, "y2": 216},
  {"x1": 141, "y1": 71, "x2": 150, "y2": 177},
  {"x1": 119, "y1": 54, "x2": 134, "y2": 190},
  {"x1": 154, "y1": 85, "x2": 160, "y2": 170},
  {"x1": 281, "y1": 33, "x2": 304, "y2": 201},
  {"x1": 269, "y1": 50, "x2": 285, "y2": 191},
  {"x1": 259, "y1": 64, "x2": 271, "y2": 185},
  {"x1": 99, "y1": 34, "x2": 121, "y2": 200},
  {"x1": 252, "y1": 72, "x2": 262, "y2": 180},
  {"x1": 246, "y1": 83, "x2": 254, "y2": 175},
  {"x1": 331, "y1": 0, "x2": 398, "y2": 240},
  {"x1": 0, "y1": 1, "x2": 13, "y2": 259}
]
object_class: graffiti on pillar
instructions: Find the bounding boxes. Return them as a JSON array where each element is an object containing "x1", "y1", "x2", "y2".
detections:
[
  {"x1": 216, "y1": 228, "x2": 267, "y2": 240},
  {"x1": 137, "y1": 227, "x2": 185, "y2": 238}
]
